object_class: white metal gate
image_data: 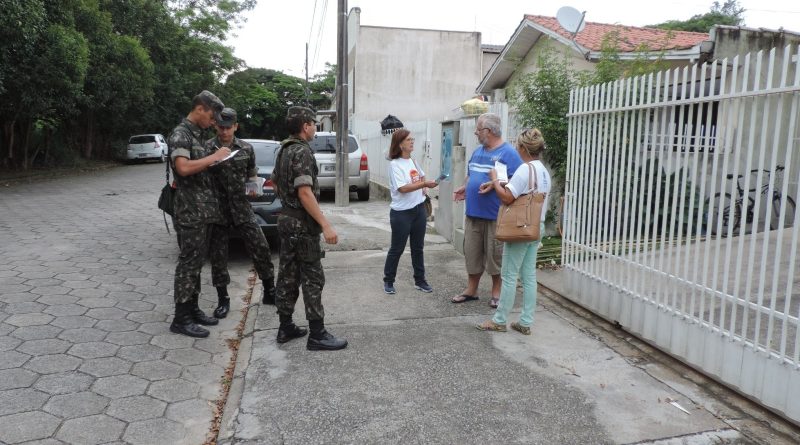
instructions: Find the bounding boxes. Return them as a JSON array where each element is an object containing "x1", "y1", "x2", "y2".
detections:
[{"x1": 563, "y1": 46, "x2": 800, "y2": 421}]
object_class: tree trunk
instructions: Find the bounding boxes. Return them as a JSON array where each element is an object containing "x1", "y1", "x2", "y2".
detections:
[
  {"x1": 43, "y1": 129, "x2": 50, "y2": 167},
  {"x1": 84, "y1": 110, "x2": 94, "y2": 159},
  {"x1": 4, "y1": 118, "x2": 16, "y2": 169},
  {"x1": 22, "y1": 120, "x2": 32, "y2": 170}
]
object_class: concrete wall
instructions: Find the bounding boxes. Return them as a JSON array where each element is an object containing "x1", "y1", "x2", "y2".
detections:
[{"x1": 347, "y1": 10, "x2": 484, "y2": 123}]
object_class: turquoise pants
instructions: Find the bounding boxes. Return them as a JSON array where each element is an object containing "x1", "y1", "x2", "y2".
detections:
[{"x1": 492, "y1": 226, "x2": 543, "y2": 327}]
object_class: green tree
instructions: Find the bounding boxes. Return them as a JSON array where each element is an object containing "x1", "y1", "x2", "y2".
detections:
[
  {"x1": 221, "y1": 68, "x2": 309, "y2": 139},
  {"x1": 0, "y1": 0, "x2": 90, "y2": 169},
  {"x1": 649, "y1": 1, "x2": 744, "y2": 33},
  {"x1": 0, "y1": 0, "x2": 264, "y2": 170},
  {"x1": 509, "y1": 46, "x2": 588, "y2": 192},
  {"x1": 308, "y1": 63, "x2": 336, "y2": 111},
  {"x1": 168, "y1": 0, "x2": 257, "y2": 40}
]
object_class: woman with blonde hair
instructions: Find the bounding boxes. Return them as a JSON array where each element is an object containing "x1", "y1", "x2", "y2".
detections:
[
  {"x1": 476, "y1": 128, "x2": 551, "y2": 334},
  {"x1": 382, "y1": 129, "x2": 438, "y2": 294}
]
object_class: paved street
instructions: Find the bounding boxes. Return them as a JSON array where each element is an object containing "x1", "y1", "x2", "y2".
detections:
[
  {"x1": 0, "y1": 163, "x2": 254, "y2": 444},
  {"x1": 3, "y1": 163, "x2": 800, "y2": 444}
]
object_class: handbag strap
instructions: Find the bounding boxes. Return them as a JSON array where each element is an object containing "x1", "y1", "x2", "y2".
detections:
[
  {"x1": 164, "y1": 152, "x2": 171, "y2": 186},
  {"x1": 526, "y1": 162, "x2": 537, "y2": 194}
]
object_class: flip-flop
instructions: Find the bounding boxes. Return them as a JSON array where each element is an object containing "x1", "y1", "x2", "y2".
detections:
[
  {"x1": 489, "y1": 297, "x2": 499, "y2": 308},
  {"x1": 451, "y1": 294, "x2": 479, "y2": 304}
]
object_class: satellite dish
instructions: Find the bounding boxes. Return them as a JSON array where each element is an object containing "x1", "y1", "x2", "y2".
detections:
[{"x1": 556, "y1": 6, "x2": 586, "y2": 34}]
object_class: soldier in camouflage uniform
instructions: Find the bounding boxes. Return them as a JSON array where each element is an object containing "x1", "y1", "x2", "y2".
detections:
[
  {"x1": 168, "y1": 90, "x2": 231, "y2": 338},
  {"x1": 205, "y1": 107, "x2": 277, "y2": 319},
  {"x1": 271, "y1": 106, "x2": 347, "y2": 350}
]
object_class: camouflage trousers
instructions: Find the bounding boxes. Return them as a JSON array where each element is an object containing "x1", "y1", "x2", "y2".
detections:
[
  {"x1": 275, "y1": 215, "x2": 325, "y2": 321},
  {"x1": 208, "y1": 221, "x2": 275, "y2": 288},
  {"x1": 174, "y1": 224, "x2": 213, "y2": 304}
]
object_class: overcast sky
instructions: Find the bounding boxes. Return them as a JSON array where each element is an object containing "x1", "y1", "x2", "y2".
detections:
[{"x1": 227, "y1": 0, "x2": 800, "y2": 77}]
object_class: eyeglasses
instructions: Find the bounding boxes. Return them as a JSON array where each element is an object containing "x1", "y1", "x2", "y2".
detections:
[
  {"x1": 475, "y1": 127, "x2": 490, "y2": 133},
  {"x1": 405, "y1": 137, "x2": 415, "y2": 142}
]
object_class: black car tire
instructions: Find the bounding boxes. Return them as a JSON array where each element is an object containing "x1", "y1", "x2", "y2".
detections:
[{"x1": 357, "y1": 184, "x2": 370, "y2": 201}]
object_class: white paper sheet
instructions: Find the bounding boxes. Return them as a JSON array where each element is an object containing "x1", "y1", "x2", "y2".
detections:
[
  {"x1": 494, "y1": 161, "x2": 508, "y2": 183},
  {"x1": 220, "y1": 149, "x2": 239, "y2": 162}
]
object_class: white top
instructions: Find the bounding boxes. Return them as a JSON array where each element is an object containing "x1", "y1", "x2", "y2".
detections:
[
  {"x1": 505, "y1": 160, "x2": 551, "y2": 216},
  {"x1": 389, "y1": 157, "x2": 426, "y2": 211}
]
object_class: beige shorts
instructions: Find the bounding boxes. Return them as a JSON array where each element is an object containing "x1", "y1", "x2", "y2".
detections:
[{"x1": 463, "y1": 216, "x2": 503, "y2": 276}]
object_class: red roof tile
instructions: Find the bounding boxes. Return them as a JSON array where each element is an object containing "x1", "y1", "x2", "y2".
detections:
[{"x1": 526, "y1": 15, "x2": 708, "y2": 52}]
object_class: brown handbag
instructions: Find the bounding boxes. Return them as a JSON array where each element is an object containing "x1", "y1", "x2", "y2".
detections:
[{"x1": 495, "y1": 163, "x2": 546, "y2": 242}]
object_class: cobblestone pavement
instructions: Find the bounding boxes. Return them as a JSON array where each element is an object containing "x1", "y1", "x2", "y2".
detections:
[{"x1": 0, "y1": 163, "x2": 254, "y2": 444}]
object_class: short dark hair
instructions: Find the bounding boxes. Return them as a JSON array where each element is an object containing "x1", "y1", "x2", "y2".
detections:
[
  {"x1": 286, "y1": 115, "x2": 314, "y2": 135},
  {"x1": 388, "y1": 129, "x2": 410, "y2": 159}
]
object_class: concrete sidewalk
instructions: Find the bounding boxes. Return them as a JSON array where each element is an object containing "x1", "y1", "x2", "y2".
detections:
[{"x1": 219, "y1": 198, "x2": 800, "y2": 445}]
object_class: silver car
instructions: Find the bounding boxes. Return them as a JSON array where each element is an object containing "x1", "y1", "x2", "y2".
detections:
[
  {"x1": 310, "y1": 132, "x2": 370, "y2": 201},
  {"x1": 126, "y1": 134, "x2": 167, "y2": 163}
]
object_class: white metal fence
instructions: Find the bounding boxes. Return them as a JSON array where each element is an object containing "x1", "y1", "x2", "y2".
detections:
[{"x1": 563, "y1": 45, "x2": 800, "y2": 421}]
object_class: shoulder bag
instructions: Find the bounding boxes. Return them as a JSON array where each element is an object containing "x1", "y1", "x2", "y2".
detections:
[
  {"x1": 157, "y1": 156, "x2": 175, "y2": 233},
  {"x1": 494, "y1": 163, "x2": 546, "y2": 242}
]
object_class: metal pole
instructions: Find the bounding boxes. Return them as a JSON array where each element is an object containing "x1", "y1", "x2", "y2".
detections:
[
  {"x1": 305, "y1": 43, "x2": 310, "y2": 107},
  {"x1": 335, "y1": 0, "x2": 349, "y2": 206}
]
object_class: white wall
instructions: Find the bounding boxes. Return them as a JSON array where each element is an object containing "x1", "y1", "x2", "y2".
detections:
[{"x1": 348, "y1": 18, "x2": 484, "y2": 122}]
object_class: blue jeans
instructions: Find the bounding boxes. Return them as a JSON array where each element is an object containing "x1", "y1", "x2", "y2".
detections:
[
  {"x1": 492, "y1": 224, "x2": 543, "y2": 327},
  {"x1": 383, "y1": 202, "x2": 427, "y2": 285}
]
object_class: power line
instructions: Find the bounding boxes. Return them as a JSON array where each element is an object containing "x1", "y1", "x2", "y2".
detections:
[
  {"x1": 311, "y1": 0, "x2": 329, "y2": 73},
  {"x1": 308, "y1": 0, "x2": 319, "y2": 48}
]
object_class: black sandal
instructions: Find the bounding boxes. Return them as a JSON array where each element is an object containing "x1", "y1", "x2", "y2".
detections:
[{"x1": 451, "y1": 294, "x2": 479, "y2": 303}]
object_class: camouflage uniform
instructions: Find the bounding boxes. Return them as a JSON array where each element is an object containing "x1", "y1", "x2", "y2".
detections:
[
  {"x1": 272, "y1": 136, "x2": 325, "y2": 322},
  {"x1": 205, "y1": 136, "x2": 274, "y2": 287},
  {"x1": 169, "y1": 119, "x2": 222, "y2": 304}
]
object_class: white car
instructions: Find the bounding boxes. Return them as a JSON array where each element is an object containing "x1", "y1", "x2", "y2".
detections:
[
  {"x1": 309, "y1": 132, "x2": 370, "y2": 201},
  {"x1": 125, "y1": 134, "x2": 167, "y2": 163}
]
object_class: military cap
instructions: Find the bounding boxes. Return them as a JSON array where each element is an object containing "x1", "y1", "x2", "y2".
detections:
[
  {"x1": 217, "y1": 107, "x2": 237, "y2": 127},
  {"x1": 194, "y1": 90, "x2": 225, "y2": 122},
  {"x1": 287, "y1": 106, "x2": 318, "y2": 123}
]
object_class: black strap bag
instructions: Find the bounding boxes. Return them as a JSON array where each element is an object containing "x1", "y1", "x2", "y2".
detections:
[{"x1": 157, "y1": 156, "x2": 175, "y2": 232}]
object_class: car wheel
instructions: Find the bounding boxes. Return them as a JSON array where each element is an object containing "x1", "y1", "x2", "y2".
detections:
[
  {"x1": 159, "y1": 152, "x2": 166, "y2": 163},
  {"x1": 357, "y1": 184, "x2": 370, "y2": 201}
]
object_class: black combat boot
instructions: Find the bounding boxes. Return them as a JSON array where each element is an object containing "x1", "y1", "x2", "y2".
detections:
[
  {"x1": 170, "y1": 302, "x2": 210, "y2": 338},
  {"x1": 276, "y1": 315, "x2": 307, "y2": 344},
  {"x1": 213, "y1": 286, "x2": 230, "y2": 319},
  {"x1": 189, "y1": 294, "x2": 219, "y2": 326},
  {"x1": 306, "y1": 320, "x2": 348, "y2": 351},
  {"x1": 277, "y1": 323, "x2": 308, "y2": 344},
  {"x1": 262, "y1": 282, "x2": 276, "y2": 305}
]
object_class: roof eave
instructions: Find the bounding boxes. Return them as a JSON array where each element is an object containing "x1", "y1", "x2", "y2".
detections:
[
  {"x1": 476, "y1": 19, "x2": 590, "y2": 94},
  {"x1": 585, "y1": 43, "x2": 706, "y2": 62}
]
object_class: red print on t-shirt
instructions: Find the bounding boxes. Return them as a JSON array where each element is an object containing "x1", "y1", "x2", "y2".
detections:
[{"x1": 410, "y1": 169, "x2": 420, "y2": 183}]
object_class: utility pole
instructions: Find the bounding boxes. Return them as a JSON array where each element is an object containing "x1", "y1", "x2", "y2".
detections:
[
  {"x1": 304, "y1": 43, "x2": 310, "y2": 107},
  {"x1": 335, "y1": 0, "x2": 349, "y2": 206}
]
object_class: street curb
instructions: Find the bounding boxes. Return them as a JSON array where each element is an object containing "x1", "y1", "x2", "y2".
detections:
[{"x1": 217, "y1": 283, "x2": 260, "y2": 444}]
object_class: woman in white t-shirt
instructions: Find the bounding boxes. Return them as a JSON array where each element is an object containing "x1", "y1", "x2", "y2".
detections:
[
  {"x1": 476, "y1": 128, "x2": 551, "y2": 335},
  {"x1": 382, "y1": 129, "x2": 438, "y2": 295}
]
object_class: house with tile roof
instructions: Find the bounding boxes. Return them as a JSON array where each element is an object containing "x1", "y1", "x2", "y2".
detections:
[{"x1": 477, "y1": 15, "x2": 713, "y2": 101}]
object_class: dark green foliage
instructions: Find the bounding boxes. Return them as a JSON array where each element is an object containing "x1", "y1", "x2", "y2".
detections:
[
  {"x1": 509, "y1": 46, "x2": 584, "y2": 194},
  {"x1": 649, "y1": 1, "x2": 744, "y2": 33},
  {"x1": 219, "y1": 65, "x2": 336, "y2": 140},
  {"x1": 0, "y1": 0, "x2": 254, "y2": 170},
  {"x1": 629, "y1": 157, "x2": 703, "y2": 237}
]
